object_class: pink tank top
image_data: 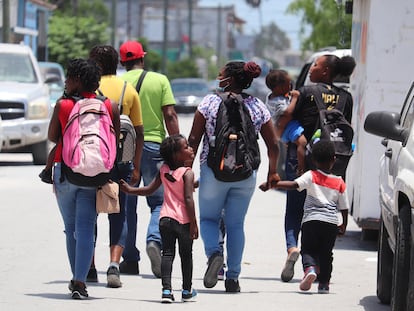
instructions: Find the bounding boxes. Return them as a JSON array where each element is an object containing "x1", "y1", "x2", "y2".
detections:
[{"x1": 159, "y1": 164, "x2": 192, "y2": 224}]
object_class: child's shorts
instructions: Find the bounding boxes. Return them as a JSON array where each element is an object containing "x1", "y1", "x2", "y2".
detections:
[{"x1": 281, "y1": 120, "x2": 304, "y2": 143}]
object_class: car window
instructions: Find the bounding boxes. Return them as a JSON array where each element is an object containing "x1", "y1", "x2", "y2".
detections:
[
  {"x1": 0, "y1": 53, "x2": 37, "y2": 83},
  {"x1": 400, "y1": 82, "x2": 414, "y2": 130},
  {"x1": 171, "y1": 81, "x2": 209, "y2": 95}
]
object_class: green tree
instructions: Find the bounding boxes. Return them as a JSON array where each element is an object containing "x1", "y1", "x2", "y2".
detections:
[
  {"x1": 47, "y1": 0, "x2": 109, "y2": 66},
  {"x1": 287, "y1": 0, "x2": 352, "y2": 51},
  {"x1": 166, "y1": 58, "x2": 200, "y2": 80},
  {"x1": 48, "y1": 15, "x2": 109, "y2": 65},
  {"x1": 255, "y1": 22, "x2": 291, "y2": 57}
]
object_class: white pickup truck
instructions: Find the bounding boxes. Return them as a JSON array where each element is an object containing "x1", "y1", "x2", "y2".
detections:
[{"x1": 0, "y1": 43, "x2": 52, "y2": 165}]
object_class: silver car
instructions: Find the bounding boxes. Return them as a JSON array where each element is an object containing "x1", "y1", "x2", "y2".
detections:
[{"x1": 171, "y1": 78, "x2": 210, "y2": 113}]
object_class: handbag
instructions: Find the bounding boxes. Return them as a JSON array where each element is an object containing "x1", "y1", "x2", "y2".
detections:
[{"x1": 96, "y1": 182, "x2": 120, "y2": 214}]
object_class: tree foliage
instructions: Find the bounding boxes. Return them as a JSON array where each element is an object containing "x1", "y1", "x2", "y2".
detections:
[
  {"x1": 287, "y1": 0, "x2": 352, "y2": 51},
  {"x1": 47, "y1": 0, "x2": 109, "y2": 66},
  {"x1": 167, "y1": 58, "x2": 200, "y2": 80},
  {"x1": 255, "y1": 22, "x2": 291, "y2": 56}
]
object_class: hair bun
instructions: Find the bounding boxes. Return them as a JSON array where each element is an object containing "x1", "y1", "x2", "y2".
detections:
[{"x1": 244, "y1": 61, "x2": 261, "y2": 79}]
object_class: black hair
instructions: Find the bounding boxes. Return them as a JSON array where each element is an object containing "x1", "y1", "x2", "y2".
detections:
[
  {"x1": 89, "y1": 45, "x2": 119, "y2": 75},
  {"x1": 311, "y1": 139, "x2": 336, "y2": 164},
  {"x1": 325, "y1": 55, "x2": 356, "y2": 78},
  {"x1": 66, "y1": 58, "x2": 101, "y2": 92},
  {"x1": 265, "y1": 69, "x2": 289, "y2": 90},
  {"x1": 224, "y1": 61, "x2": 261, "y2": 90},
  {"x1": 160, "y1": 134, "x2": 186, "y2": 169},
  {"x1": 121, "y1": 58, "x2": 143, "y2": 71}
]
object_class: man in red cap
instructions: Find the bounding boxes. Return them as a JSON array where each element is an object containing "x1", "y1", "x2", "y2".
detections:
[{"x1": 118, "y1": 40, "x2": 180, "y2": 278}]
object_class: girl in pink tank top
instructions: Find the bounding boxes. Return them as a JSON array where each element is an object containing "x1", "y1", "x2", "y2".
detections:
[{"x1": 120, "y1": 134, "x2": 198, "y2": 303}]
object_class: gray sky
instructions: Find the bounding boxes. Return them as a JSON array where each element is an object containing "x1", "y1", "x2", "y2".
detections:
[{"x1": 198, "y1": 0, "x2": 302, "y2": 50}]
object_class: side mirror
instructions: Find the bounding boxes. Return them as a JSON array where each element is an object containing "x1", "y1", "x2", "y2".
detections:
[{"x1": 364, "y1": 111, "x2": 408, "y2": 143}]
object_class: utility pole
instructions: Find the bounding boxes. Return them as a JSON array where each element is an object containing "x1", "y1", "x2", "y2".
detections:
[
  {"x1": 2, "y1": 0, "x2": 11, "y2": 43},
  {"x1": 127, "y1": 0, "x2": 131, "y2": 39},
  {"x1": 111, "y1": 0, "x2": 117, "y2": 46},
  {"x1": 217, "y1": 5, "x2": 222, "y2": 64},
  {"x1": 188, "y1": 0, "x2": 193, "y2": 58},
  {"x1": 161, "y1": 0, "x2": 169, "y2": 74}
]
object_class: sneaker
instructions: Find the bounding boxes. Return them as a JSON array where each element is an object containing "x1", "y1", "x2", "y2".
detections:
[
  {"x1": 161, "y1": 289, "x2": 175, "y2": 303},
  {"x1": 225, "y1": 279, "x2": 241, "y2": 293},
  {"x1": 318, "y1": 282, "x2": 330, "y2": 294},
  {"x1": 119, "y1": 261, "x2": 139, "y2": 275},
  {"x1": 107, "y1": 266, "x2": 122, "y2": 288},
  {"x1": 38, "y1": 168, "x2": 53, "y2": 184},
  {"x1": 146, "y1": 241, "x2": 162, "y2": 278},
  {"x1": 281, "y1": 249, "x2": 300, "y2": 282},
  {"x1": 71, "y1": 281, "x2": 88, "y2": 299},
  {"x1": 86, "y1": 267, "x2": 98, "y2": 282},
  {"x1": 299, "y1": 266, "x2": 317, "y2": 291},
  {"x1": 203, "y1": 253, "x2": 224, "y2": 288},
  {"x1": 217, "y1": 265, "x2": 225, "y2": 281},
  {"x1": 68, "y1": 280, "x2": 74, "y2": 292},
  {"x1": 181, "y1": 289, "x2": 197, "y2": 302}
]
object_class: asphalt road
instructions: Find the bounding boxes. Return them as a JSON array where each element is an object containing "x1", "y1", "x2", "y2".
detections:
[{"x1": 0, "y1": 114, "x2": 390, "y2": 310}]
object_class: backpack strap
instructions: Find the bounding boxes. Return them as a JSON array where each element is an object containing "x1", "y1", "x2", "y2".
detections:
[
  {"x1": 135, "y1": 70, "x2": 147, "y2": 94},
  {"x1": 118, "y1": 81, "x2": 127, "y2": 115}
]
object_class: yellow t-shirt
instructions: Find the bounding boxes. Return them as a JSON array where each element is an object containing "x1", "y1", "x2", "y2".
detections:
[{"x1": 98, "y1": 75, "x2": 143, "y2": 126}]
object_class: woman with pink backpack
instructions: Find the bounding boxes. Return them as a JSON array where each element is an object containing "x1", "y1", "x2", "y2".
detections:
[{"x1": 48, "y1": 58, "x2": 120, "y2": 299}]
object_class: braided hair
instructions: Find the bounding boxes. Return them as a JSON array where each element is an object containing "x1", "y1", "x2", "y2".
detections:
[
  {"x1": 224, "y1": 61, "x2": 262, "y2": 90},
  {"x1": 66, "y1": 58, "x2": 101, "y2": 93},
  {"x1": 160, "y1": 134, "x2": 186, "y2": 170}
]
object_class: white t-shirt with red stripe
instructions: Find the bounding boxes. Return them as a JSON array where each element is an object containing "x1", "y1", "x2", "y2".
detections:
[{"x1": 295, "y1": 169, "x2": 349, "y2": 225}]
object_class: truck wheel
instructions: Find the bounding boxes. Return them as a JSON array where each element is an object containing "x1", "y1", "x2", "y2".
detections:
[
  {"x1": 391, "y1": 205, "x2": 411, "y2": 311},
  {"x1": 32, "y1": 140, "x2": 49, "y2": 165},
  {"x1": 377, "y1": 218, "x2": 393, "y2": 304}
]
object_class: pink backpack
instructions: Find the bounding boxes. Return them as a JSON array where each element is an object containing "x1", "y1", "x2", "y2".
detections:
[{"x1": 62, "y1": 97, "x2": 116, "y2": 187}]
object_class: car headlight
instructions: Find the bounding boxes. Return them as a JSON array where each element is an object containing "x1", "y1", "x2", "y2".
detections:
[
  {"x1": 28, "y1": 97, "x2": 49, "y2": 119},
  {"x1": 188, "y1": 95, "x2": 203, "y2": 106}
]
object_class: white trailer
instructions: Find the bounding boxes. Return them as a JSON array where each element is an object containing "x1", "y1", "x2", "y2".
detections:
[{"x1": 347, "y1": 0, "x2": 414, "y2": 235}]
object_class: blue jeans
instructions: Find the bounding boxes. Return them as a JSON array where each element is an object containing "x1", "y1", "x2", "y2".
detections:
[
  {"x1": 123, "y1": 142, "x2": 164, "y2": 262},
  {"x1": 53, "y1": 163, "x2": 97, "y2": 282},
  {"x1": 285, "y1": 143, "x2": 305, "y2": 251},
  {"x1": 199, "y1": 163, "x2": 256, "y2": 280},
  {"x1": 107, "y1": 162, "x2": 132, "y2": 247}
]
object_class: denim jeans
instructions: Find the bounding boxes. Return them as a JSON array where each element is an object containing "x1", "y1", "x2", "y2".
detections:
[
  {"x1": 285, "y1": 143, "x2": 306, "y2": 251},
  {"x1": 159, "y1": 217, "x2": 193, "y2": 291},
  {"x1": 53, "y1": 163, "x2": 97, "y2": 282},
  {"x1": 198, "y1": 163, "x2": 256, "y2": 280},
  {"x1": 123, "y1": 142, "x2": 164, "y2": 262},
  {"x1": 107, "y1": 162, "x2": 132, "y2": 247}
]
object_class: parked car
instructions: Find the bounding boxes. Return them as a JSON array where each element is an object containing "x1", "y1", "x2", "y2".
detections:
[
  {"x1": 171, "y1": 78, "x2": 210, "y2": 113},
  {"x1": 0, "y1": 43, "x2": 52, "y2": 165},
  {"x1": 364, "y1": 82, "x2": 414, "y2": 311},
  {"x1": 39, "y1": 61, "x2": 65, "y2": 107}
]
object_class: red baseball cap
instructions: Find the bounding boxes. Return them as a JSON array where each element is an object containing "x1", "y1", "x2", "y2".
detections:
[{"x1": 119, "y1": 41, "x2": 146, "y2": 62}]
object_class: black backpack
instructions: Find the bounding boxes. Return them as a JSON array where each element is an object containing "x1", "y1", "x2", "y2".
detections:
[
  {"x1": 305, "y1": 84, "x2": 354, "y2": 178},
  {"x1": 207, "y1": 92, "x2": 261, "y2": 182}
]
